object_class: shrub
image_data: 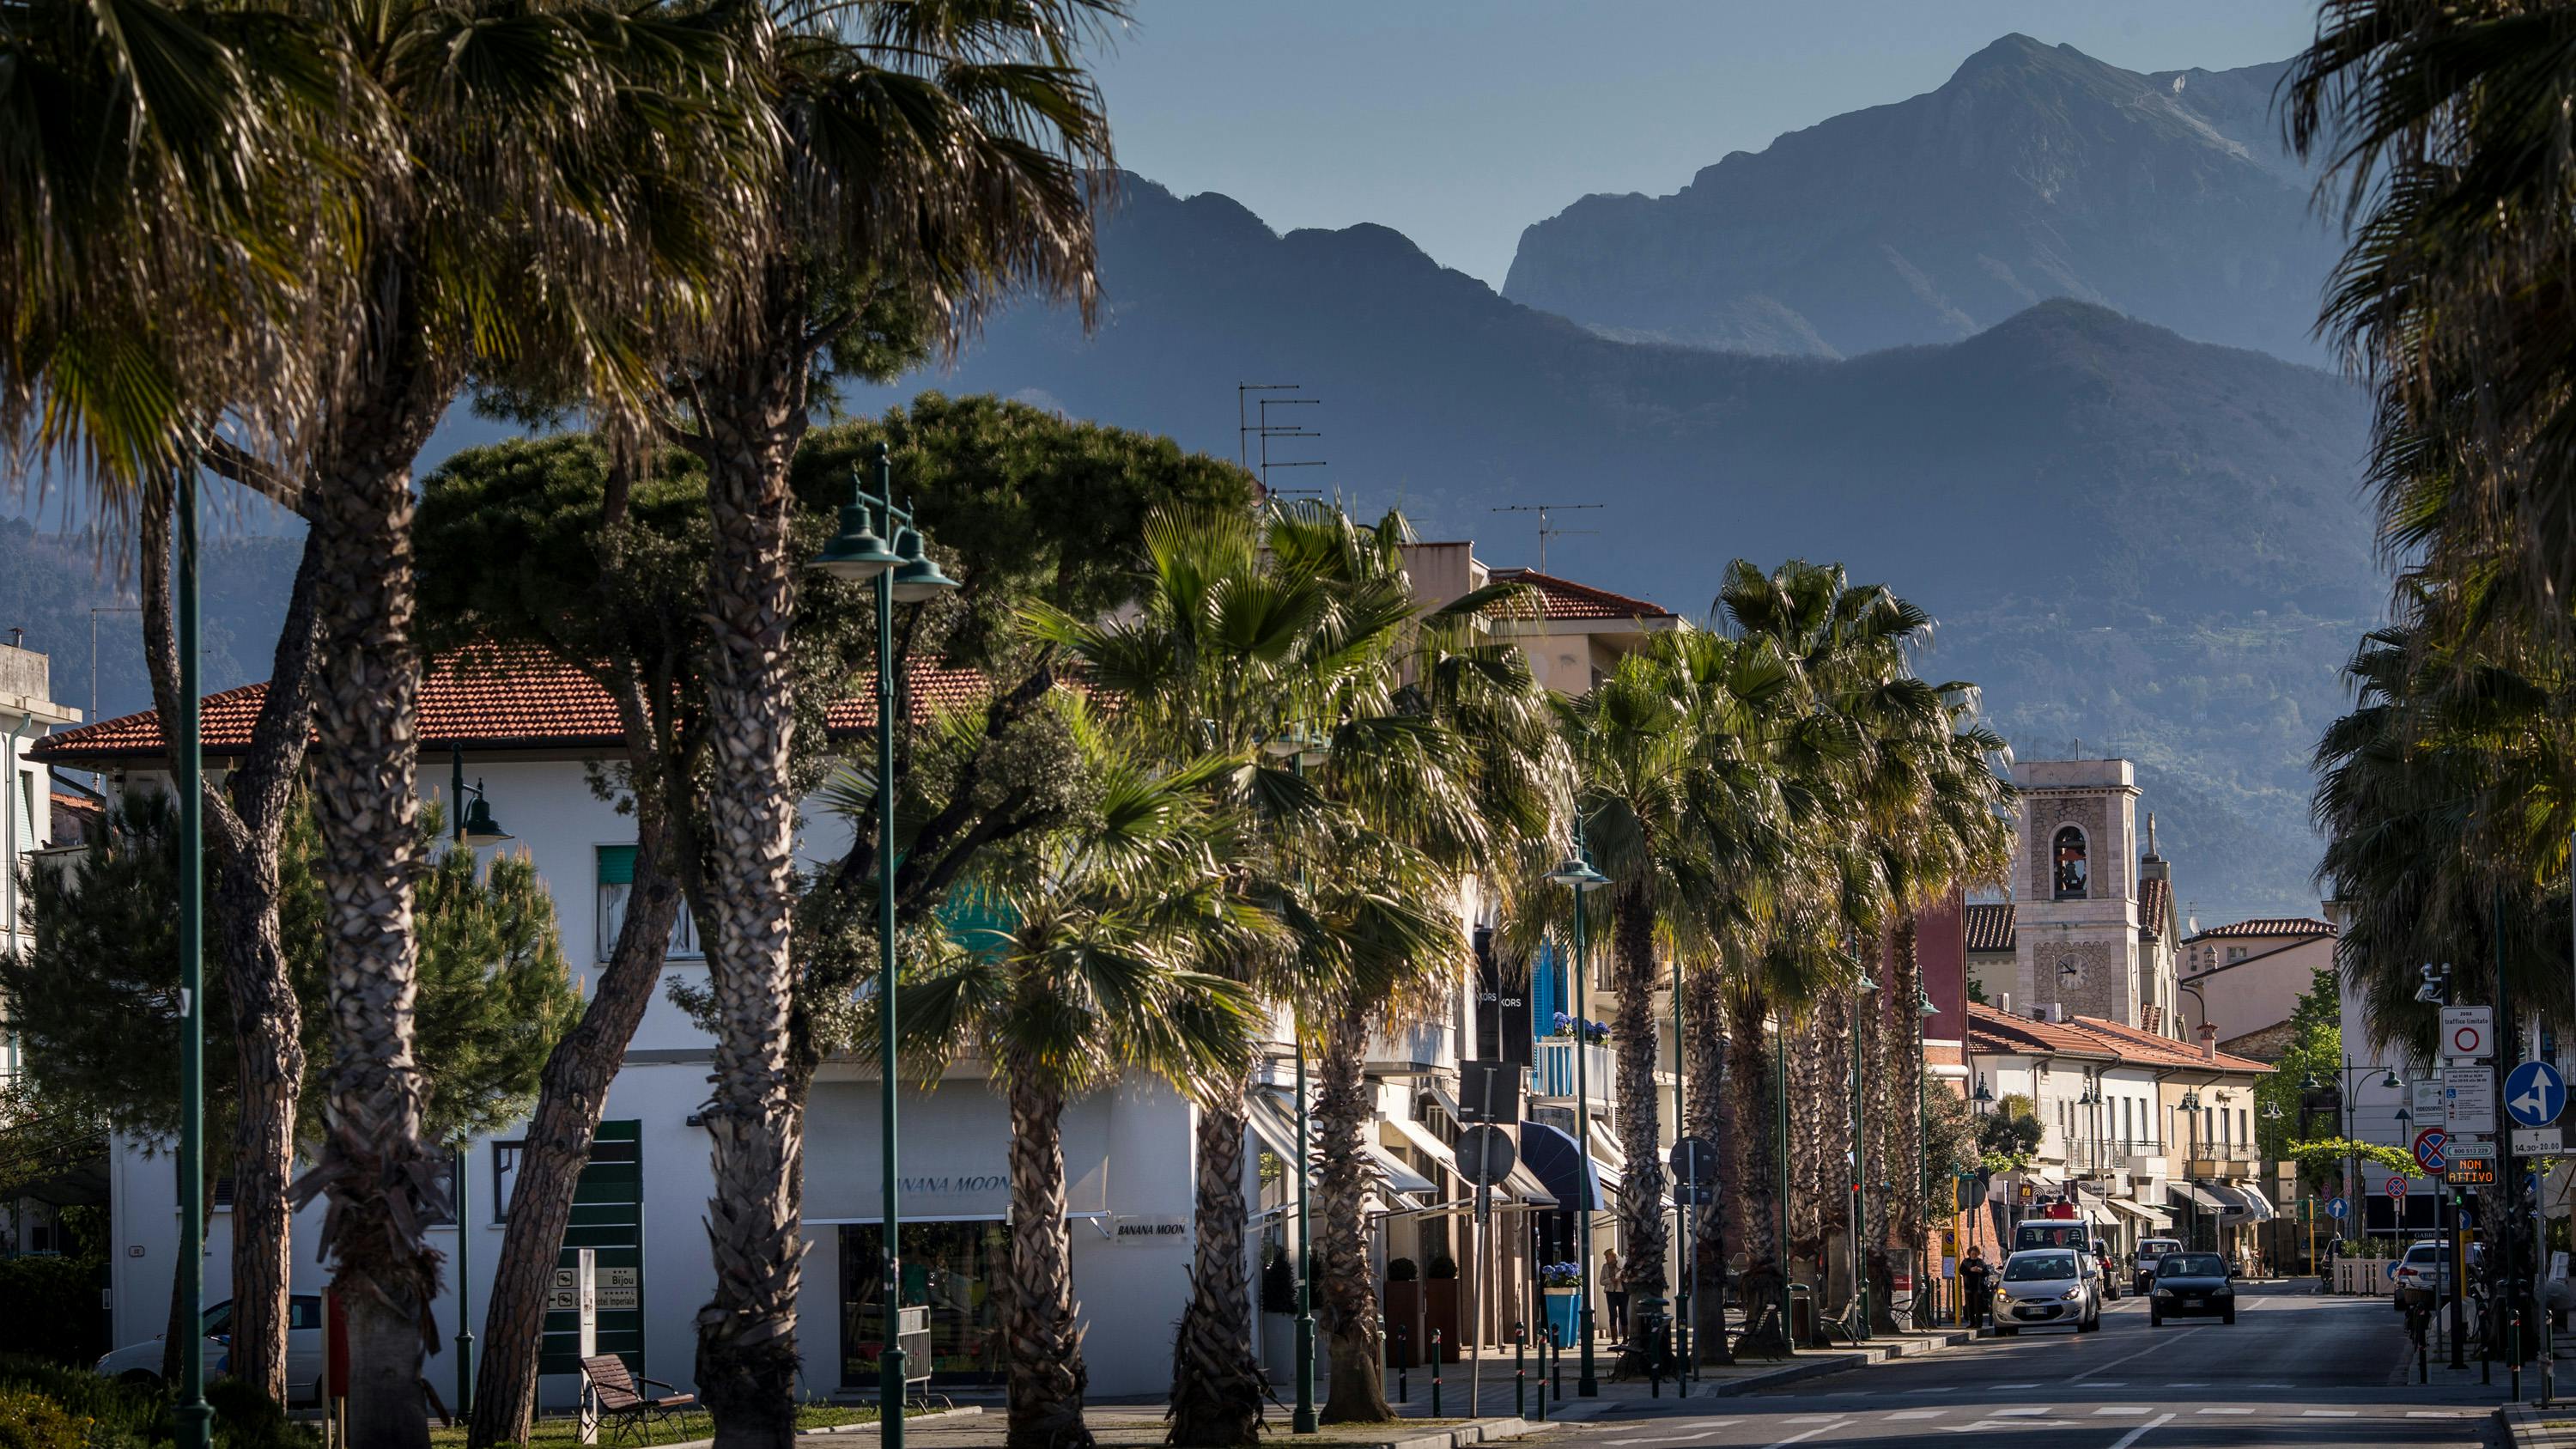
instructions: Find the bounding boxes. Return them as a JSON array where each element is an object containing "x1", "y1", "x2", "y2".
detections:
[
  {"x1": 0, "y1": 1258, "x2": 109, "y2": 1366},
  {"x1": 1425, "y1": 1253, "x2": 1457, "y2": 1281},
  {"x1": 0, "y1": 1389, "x2": 83, "y2": 1449},
  {"x1": 1385, "y1": 1257, "x2": 1418, "y2": 1283}
]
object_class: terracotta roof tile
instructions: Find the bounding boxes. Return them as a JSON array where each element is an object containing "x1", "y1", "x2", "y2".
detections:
[
  {"x1": 1965, "y1": 902, "x2": 2016, "y2": 952},
  {"x1": 2064, "y1": 1014, "x2": 2274, "y2": 1075},
  {"x1": 2184, "y1": 917, "x2": 2336, "y2": 942},
  {"x1": 31, "y1": 648, "x2": 992, "y2": 762},
  {"x1": 1485, "y1": 569, "x2": 1678, "y2": 623},
  {"x1": 1964, "y1": 1003, "x2": 2272, "y2": 1075}
]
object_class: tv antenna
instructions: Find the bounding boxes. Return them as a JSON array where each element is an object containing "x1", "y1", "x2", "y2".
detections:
[
  {"x1": 1489, "y1": 502, "x2": 1603, "y2": 574},
  {"x1": 1237, "y1": 382, "x2": 1325, "y2": 497}
]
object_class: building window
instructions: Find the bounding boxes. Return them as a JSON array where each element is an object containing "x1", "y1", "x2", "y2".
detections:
[
  {"x1": 493, "y1": 1140, "x2": 524, "y2": 1223},
  {"x1": 2226, "y1": 947, "x2": 2247, "y2": 963},
  {"x1": 596, "y1": 845, "x2": 700, "y2": 962},
  {"x1": 2051, "y1": 826, "x2": 2088, "y2": 899}
]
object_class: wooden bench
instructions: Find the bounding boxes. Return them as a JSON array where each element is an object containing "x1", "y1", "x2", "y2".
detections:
[{"x1": 580, "y1": 1354, "x2": 696, "y2": 1446}]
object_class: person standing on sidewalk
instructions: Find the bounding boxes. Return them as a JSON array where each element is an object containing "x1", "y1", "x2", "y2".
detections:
[
  {"x1": 1959, "y1": 1245, "x2": 1994, "y2": 1330},
  {"x1": 1602, "y1": 1246, "x2": 1629, "y2": 1340}
]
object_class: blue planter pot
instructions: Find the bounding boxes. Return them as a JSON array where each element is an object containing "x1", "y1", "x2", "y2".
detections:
[{"x1": 1543, "y1": 1289, "x2": 1579, "y2": 1345}]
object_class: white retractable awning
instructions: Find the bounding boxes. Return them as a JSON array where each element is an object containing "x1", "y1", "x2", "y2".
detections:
[
  {"x1": 1588, "y1": 1122, "x2": 1628, "y2": 1172},
  {"x1": 1382, "y1": 1115, "x2": 1458, "y2": 1181},
  {"x1": 1425, "y1": 1081, "x2": 1466, "y2": 1127},
  {"x1": 2171, "y1": 1181, "x2": 2231, "y2": 1215},
  {"x1": 2103, "y1": 1197, "x2": 2174, "y2": 1229},
  {"x1": 2236, "y1": 1183, "x2": 2277, "y2": 1222},
  {"x1": 1246, "y1": 1093, "x2": 1304, "y2": 1166},
  {"x1": 1363, "y1": 1141, "x2": 1437, "y2": 1196}
]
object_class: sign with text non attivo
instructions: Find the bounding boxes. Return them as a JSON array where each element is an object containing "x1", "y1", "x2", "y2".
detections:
[{"x1": 2447, "y1": 1155, "x2": 2499, "y2": 1189}]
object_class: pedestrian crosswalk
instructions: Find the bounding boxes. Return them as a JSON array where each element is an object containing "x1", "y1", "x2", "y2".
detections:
[{"x1": 1598, "y1": 1403, "x2": 2488, "y2": 1442}]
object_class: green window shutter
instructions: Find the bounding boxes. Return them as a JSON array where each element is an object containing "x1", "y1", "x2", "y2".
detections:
[{"x1": 598, "y1": 844, "x2": 638, "y2": 886}]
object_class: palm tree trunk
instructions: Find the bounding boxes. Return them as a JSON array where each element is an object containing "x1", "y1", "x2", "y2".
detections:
[
  {"x1": 1884, "y1": 916, "x2": 1929, "y2": 1328},
  {"x1": 1725, "y1": 990, "x2": 1786, "y2": 1359},
  {"x1": 1004, "y1": 1055, "x2": 1091, "y2": 1449},
  {"x1": 1167, "y1": 1071, "x2": 1263, "y2": 1448},
  {"x1": 1683, "y1": 971, "x2": 1730, "y2": 1366},
  {"x1": 690, "y1": 335, "x2": 813, "y2": 1449},
  {"x1": 1608, "y1": 902, "x2": 1668, "y2": 1327},
  {"x1": 1315, "y1": 1014, "x2": 1388, "y2": 1422},
  {"x1": 1859, "y1": 976, "x2": 1896, "y2": 1334},
  {"x1": 468, "y1": 807, "x2": 683, "y2": 1448},
  {"x1": 299, "y1": 414, "x2": 449, "y2": 1449}
]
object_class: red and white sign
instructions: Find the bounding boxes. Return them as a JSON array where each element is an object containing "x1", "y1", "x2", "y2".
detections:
[
  {"x1": 2442, "y1": 1006, "x2": 2494, "y2": 1062},
  {"x1": 2386, "y1": 1174, "x2": 2408, "y2": 1199}
]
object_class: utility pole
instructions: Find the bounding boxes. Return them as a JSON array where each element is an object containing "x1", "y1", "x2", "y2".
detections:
[{"x1": 1488, "y1": 503, "x2": 1603, "y2": 575}]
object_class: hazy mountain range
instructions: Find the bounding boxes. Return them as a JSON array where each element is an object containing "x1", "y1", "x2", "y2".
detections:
[
  {"x1": 1504, "y1": 34, "x2": 2342, "y2": 366},
  {"x1": 8, "y1": 33, "x2": 2374, "y2": 924}
]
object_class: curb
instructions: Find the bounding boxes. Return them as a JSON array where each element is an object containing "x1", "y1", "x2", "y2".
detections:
[
  {"x1": 1691, "y1": 1330, "x2": 1977, "y2": 1399},
  {"x1": 657, "y1": 1404, "x2": 984, "y2": 1449},
  {"x1": 2500, "y1": 1403, "x2": 2576, "y2": 1449},
  {"x1": 1378, "y1": 1416, "x2": 1534, "y2": 1449}
]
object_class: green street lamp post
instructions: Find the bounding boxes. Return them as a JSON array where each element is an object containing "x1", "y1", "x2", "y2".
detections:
[
  {"x1": 446, "y1": 742, "x2": 511, "y2": 1420},
  {"x1": 1847, "y1": 970, "x2": 1877, "y2": 1341},
  {"x1": 1264, "y1": 728, "x2": 1328, "y2": 1434},
  {"x1": 1546, "y1": 846, "x2": 1610, "y2": 1396},
  {"x1": 1916, "y1": 985, "x2": 1938, "y2": 1328},
  {"x1": 810, "y1": 442, "x2": 957, "y2": 1449},
  {"x1": 175, "y1": 472, "x2": 210, "y2": 1449}
]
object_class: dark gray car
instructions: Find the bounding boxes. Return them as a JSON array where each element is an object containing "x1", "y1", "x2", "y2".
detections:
[{"x1": 2148, "y1": 1251, "x2": 2235, "y2": 1325}]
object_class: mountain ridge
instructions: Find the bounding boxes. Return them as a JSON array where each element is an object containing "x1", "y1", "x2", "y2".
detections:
[{"x1": 1501, "y1": 33, "x2": 2339, "y2": 363}]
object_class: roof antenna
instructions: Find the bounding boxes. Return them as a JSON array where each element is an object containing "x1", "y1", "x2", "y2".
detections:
[
  {"x1": 1489, "y1": 502, "x2": 1604, "y2": 574},
  {"x1": 1237, "y1": 383, "x2": 1325, "y2": 499}
]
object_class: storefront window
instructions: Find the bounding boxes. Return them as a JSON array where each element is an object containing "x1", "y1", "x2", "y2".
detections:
[{"x1": 840, "y1": 1222, "x2": 1009, "y2": 1386}]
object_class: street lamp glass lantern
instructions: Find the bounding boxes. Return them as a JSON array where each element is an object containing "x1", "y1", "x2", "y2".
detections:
[
  {"x1": 2383, "y1": 1068, "x2": 2403, "y2": 1090},
  {"x1": 1546, "y1": 856, "x2": 1611, "y2": 892},
  {"x1": 887, "y1": 529, "x2": 961, "y2": 603},
  {"x1": 1917, "y1": 987, "x2": 1941, "y2": 1018},
  {"x1": 459, "y1": 785, "x2": 512, "y2": 846},
  {"x1": 811, "y1": 500, "x2": 902, "y2": 582}
]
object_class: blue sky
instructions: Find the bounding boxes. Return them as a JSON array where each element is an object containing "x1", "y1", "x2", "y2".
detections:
[{"x1": 1092, "y1": 0, "x2": 2322, "y2": 288}]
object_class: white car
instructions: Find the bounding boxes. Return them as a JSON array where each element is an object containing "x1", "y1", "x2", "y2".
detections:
[
  {"x1": 2391, "y1": 1240, "x2": 2482, "y2": 1310},
  {"x1": 1990, "y1": 1248, "x2": 2103, "y2": 1336},
  {"x1": 96, "y1": 1295, "x2": 325, "y2": 1404}
]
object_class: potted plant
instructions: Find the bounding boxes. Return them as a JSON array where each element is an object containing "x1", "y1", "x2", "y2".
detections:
[
  {"x1": 1547, "y1": 1012, "x2": 1610, "y2": 1045},
  {"x1": 1424, "y1": 1251, "x2": 1461, "y2": 1362},
  {"x1": 1539, "y1": 1260, "x2": 1582, "y2": 1347},
  {"x1": 1383, "y1": 1257, "x2": 1422, "y2": 1369}
]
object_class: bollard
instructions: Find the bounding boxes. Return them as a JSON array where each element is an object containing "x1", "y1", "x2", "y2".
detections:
[
  {"x1": 1431, "y1": 1330, "x2": 1443, "y2": 1418},
  {"x1": 1394, "y1": 1326, "x2": 1408, "y2": 1403},
  {"x1": 1550, "y1": 1323, "x2": 1563, "y2": 1401},
  {"x1": 1532, "y1": 1328, "x2": 1546, "y2": 1423},
  {"x1": 2515, "y1": 1307, "x2": 2524, "y2": 1403},
  {"x1": 1514, "y1": 1323, "x2": 1527, "y2": 1419}
]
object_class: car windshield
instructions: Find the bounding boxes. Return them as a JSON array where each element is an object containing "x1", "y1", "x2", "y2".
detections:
[
  {"x1": 2004, "y1": 1254, "x2": 2076, "y2": 1282},
  {"x1": 2405, "y1": 1245, "x2": 2443, "y2": 1263},
  {"x1": 2159, "y1": 1254, "x2": 2226, "y2": 1277}
]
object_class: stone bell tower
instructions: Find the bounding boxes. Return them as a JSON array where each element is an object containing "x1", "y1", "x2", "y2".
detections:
[{"x1": 2010, "y1": 758, "x2": 2144, "y2": 1027}]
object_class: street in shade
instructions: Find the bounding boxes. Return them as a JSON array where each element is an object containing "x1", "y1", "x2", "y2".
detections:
[{"x1": 1558, "y1": 1283, "x2": 2496, "y2": 1448}]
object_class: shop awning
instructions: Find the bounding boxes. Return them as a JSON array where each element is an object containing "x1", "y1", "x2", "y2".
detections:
[
  {"x1": 1517, "y1": 1118, "x2": 1608, "y2": 1211},
  {"x1": 2102, "y1": 1196, "x2": 2173, "y2": 1229},
  {"x1": 1246, "y1": 1092, "x2": 1305, "y2": 1167},
  {"x1": 1382, "y1": 1115, "x2": 1458, "y2": 1186},
  {"x1": 1363, "y1": 1142, "x2": 1437, "y2": 1197},
  {"x1": 2237, "y1": 1183, "x2": 2278, "y2": 1222},
  {"x1": 1425, "y1": 1081, "x2": 1466, "y2": 1127},
  {"x1": 1588, "y1": 1123, "x2": 1628, "y2": 1172},
  {"x1": 1504, "y1": 1160, "x2": 1558, "y2": 1209},
  {"x1": 2169, "y1": 1181, "x2": 2230, "y2": 1215}
]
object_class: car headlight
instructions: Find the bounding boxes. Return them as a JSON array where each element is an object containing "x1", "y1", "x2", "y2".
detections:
[
  {"x1": 2062, "y1": 1286, "x2": 2087, "y2": 1300},
  {"x1": 2154, "y1": 1287, "x2": 2175, "y2": 1298}
]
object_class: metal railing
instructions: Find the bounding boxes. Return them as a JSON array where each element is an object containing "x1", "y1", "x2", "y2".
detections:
[{"x1": 1532, "y1": 1039, "x2": 1613, "y2": 1105}]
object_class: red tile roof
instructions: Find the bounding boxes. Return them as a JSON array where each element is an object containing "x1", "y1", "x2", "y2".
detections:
[
  {"x1": 1965, "y1": 902, "x2": 2016, "y2": 952},
  {"x1": 1964, "y1": 1003, "x2": 2271, "y2": 1075},
  {"x1": 2184, "y1": 917, "x2": 2336, "y2": 942},
  {"x1": 1486, "y1": 569, "x2": 1678, "y2": 623},
  {"x1": 31, "y1": 648, "x2": 992, "y2": 762}
]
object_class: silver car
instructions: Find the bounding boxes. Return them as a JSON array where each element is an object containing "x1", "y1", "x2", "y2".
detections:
[
  {"x1": 95, "y1": 1295, "x2": 325, "y2": 1404},
  {"x1": 1991, "y1": 1248, "x2": 2102, "y2": 1336}
]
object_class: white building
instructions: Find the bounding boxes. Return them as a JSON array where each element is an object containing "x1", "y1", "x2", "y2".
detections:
[{"x1": 0, "y1": 636, "x2": 84, "y2": 1258}]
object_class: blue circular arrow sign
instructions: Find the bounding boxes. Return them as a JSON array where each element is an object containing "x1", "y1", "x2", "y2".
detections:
[
  {"x1": 2507, "y1": 1059, "x2": 2567, "y2": 1129},
  {"x1": 2327, "y1": 1196, "x2": 2348, "y2": 1220}
]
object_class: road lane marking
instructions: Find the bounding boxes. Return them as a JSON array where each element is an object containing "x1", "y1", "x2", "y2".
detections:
[
  {"x1": 1900, "y1": 1385, "x2": 1957, "y2": 1393},
  {"x1": 2195, "y1": 1408, "x2": 2251, "y2": 1416},
  {"x1": 1990, "y1": 1407, "x2": 2050, "y2": 1416},
  {"x1": 2301, "y1": 1409, "x2": 2357, "y2": 1417},
  {"x1": 2070, "y1": 1331, "x2": 2204, "y2": 1384},
  {"x1": 1604, "y1": 1431, "x2": 1735, "y2": 1446},
  {"x1": 2093, "y1": 1407, "x2": 2150, "y2": 1416},
  {"x1": 1757, "y1": 1422, "x2": 1850, "y2": 1449},
  {"x1": 2106, "y1": 1410, "x2": 2176, "y2": 1449},
  {"x1": 1885, "y1": 1410, "x2": 1943, "y2": 1420},
  {"x1": 1784, "y1": 1416, "x2": 1841, "y2": 1423},
  {"x1": 1994, "y1": 1382, "x2": 2040, "y2": 1389}
]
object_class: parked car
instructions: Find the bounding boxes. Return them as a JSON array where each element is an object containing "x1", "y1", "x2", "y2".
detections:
[
  {"x1": 2090, "y1": 1239, "x2": 2121, "y2": 1301},
  {"x1": 1991, "y1": 1248, "x2": 2102, "y2": 1336},
  {"x1": 2391, "y1": 1240, "x2": 2482, "y2": 1310},
  {"x1": 96, "y1": 1295, "x2": 325, "y2": 1404},
  {"x1": 2132, "y1": 1237, "x2": 2184, "y2": 1295},
  {"x1": 2148, "y1": 1251, "x2": 2236, "y2": 1325}
]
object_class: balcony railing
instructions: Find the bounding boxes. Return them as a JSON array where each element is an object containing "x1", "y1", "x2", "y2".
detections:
[
  {"x1": 1532, "y1": 1038, "x2": 1613, "y2": 1106},
  {"x1": 1364, "y1": 1020, "x2": 1458, "y2": 1076}
]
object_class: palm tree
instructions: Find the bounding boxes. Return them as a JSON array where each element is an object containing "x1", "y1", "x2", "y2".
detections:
[
  {"x1": 2285, "y1": 0, "x2": 2576, "y2": 645},
  {"x1": 666, "y1": 9, "x2": 1116, "y2": 1437},
  {"x1": 884, "y1": 704, "x2": 1259, "y2": 1449}
]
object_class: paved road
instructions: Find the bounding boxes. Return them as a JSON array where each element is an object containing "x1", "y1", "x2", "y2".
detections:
[{"x1": 1555, "y1": 1283, "x2": 2503, "y2": 1448}]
